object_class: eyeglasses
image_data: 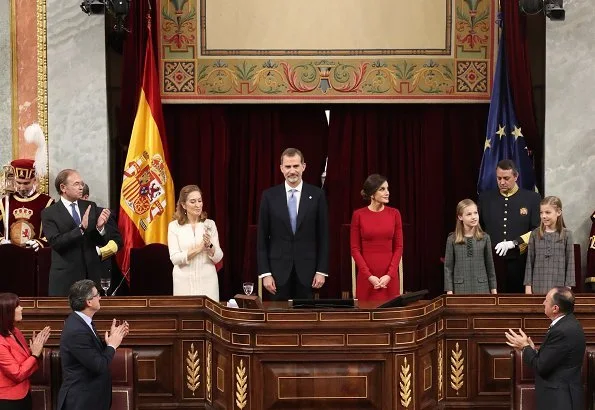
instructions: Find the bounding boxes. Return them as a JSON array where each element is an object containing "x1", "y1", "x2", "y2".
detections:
[{"x1": 87, "y1": 292, "x2": 100, "y2": 300}]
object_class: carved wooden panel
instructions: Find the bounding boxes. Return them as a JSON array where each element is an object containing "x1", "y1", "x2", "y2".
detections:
[
  {"x1": 396, "y1": 353, "x2": 415, "y2": 410},
  {"x1": 233, "y1": 354, "x2": 250, "y2": 410},
  {"x1": 212, "y1": 344, "x2": 230, "y2": 410},
  {"x1": 476, "y1": 343, "x2": 511, "y2": 395},
  {"x1": 445, "y1": 339, "x2": 467, "y2": 399},
  {"x1": 135, "y1": 345, "x2": 174, "y2": 397},
  {"x1": 182, "y1": 340, "x2": 205, "y2": 399},
  {"x1": 418, "y1": 350, "x2": 436, "y2": 409},
  {"x1": 260, "y1": 359, "x2": 383, "y2": 410}
]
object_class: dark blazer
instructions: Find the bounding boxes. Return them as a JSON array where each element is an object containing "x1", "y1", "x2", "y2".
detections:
[
  {"x1": 41, "y1": 199, "x2": 121, "y2": 296},
  {"x1": 58, "y1": 313, "x2": 115, "y2": 410},
  {"x1": 522, "y1": 313, "x2": 585, "y2": 410},
  {"x1": 257, "y1": 183, "x2": 329, "y2": 286}
]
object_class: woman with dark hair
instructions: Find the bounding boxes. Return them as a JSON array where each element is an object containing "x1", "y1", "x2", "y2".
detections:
[
  {"x1": 167, "y1": 185, "x2": 223, "y2": 300},
  {"x1": 0, "y1": 293, "x2": 50, "y2": 409},
  {"x1": 350, "y1": 174, "x2": 404, "y2": 302}
]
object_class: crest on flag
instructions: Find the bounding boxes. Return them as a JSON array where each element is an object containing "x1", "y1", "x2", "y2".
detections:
[{"x1": 121, "y1": 151, "x2": 170, "y2": 231}]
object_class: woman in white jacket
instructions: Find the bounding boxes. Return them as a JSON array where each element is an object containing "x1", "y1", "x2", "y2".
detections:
[{"x1": 168, "y1": 185, "x2": 223, "y2": 300}]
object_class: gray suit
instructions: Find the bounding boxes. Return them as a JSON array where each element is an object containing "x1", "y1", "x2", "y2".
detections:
[{"x1": 443, "y1": 233, "x2": 497, "y2": 293}]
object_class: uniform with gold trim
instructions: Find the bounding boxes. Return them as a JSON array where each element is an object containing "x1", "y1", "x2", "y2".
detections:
[
  {"x1": 479, "y1": 185, "x2": 540, "y2": 293},
  {"x1": 0, "y1": 159, "x2": 54, "y2": 247}
]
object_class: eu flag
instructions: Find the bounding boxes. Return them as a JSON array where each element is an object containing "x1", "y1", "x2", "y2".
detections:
[{"x1": 477, "y1": 14, "x2": 536, "y2": 193}]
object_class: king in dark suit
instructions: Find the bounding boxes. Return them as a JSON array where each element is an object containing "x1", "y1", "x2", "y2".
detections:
[
  {"x1": 505, "y1": 287, "x2": 585, "y2": 410},
  {"x1": 41, "y1": 169, "x2": 122, "y2": 296},
  {"x1": 58, "y1": 279, "x2": 129, "y2": 410},
  {"x1": 257, "y1": 148, "x2": 329, "y2": 300}
]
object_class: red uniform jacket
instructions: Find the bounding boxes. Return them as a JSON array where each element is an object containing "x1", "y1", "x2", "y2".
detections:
[{"x1": 0, "y1": 327, "x2": 38, "y2": 399}]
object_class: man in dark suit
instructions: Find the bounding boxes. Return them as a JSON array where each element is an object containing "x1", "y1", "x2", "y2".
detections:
[
  {"x1": 81, "y1": 183, "x2": 126, "y2": 295},
  {"x1": 41, "y1": 169, "x2": 122, "y2": 296},
  {"x1": 257, "y1": 148, "x2": 329, "y2": 300},
  {"x1": 58, "y1": 279, "x2": 129, "y2": 410},
  {"x1": 479, "y1": 159, "x2": 541, "y2": 292},
  {"x1": 505, "y1": 287, "x2": 585, "y2": 410}
]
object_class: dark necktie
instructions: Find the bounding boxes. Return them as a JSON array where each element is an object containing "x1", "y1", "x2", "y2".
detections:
[
  {"x1": 71, "y1": 203, "x2": 81, "y2": 225},
  {"x1": 288, "y1": 189, "x2": 297, "y2": 233},
  {"x1": 90, "y1": 321, "x2": 100, "y2": 340}
]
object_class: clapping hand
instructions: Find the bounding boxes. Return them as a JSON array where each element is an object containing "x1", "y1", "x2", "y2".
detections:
[
  {"x1": 81, "y1": 206, "x2": 91, "y2": 230},
  {"x1": 96, "y1": 208, "x2": 110, "y2": 230},
  {"x1": 105, "y1": 319, "x2": 130, "y2": 349},
  {"x1": 29, "y1": 326, "x2": 51, "y2": 357},
  {"x1": 504, "y1": 328, "x2": 535, "y2": 351}
]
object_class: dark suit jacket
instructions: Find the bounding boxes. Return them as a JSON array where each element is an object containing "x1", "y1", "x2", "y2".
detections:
[
  {"x1": 41, "y1": 199, "x2": 121, "y2": 296},
  {"x1": 257, "y1": 183, "x2": 329, "y2": 286},
  {"x1": 522, "y1": 313, "x2": 585, "y2": 410},
  {"x1": 58, "y1": 312, "x2": 115, "y2": 410}
]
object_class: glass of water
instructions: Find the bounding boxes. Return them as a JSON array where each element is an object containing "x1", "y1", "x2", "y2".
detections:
[
  {"x1": 100, "y1": 278, "x2": 111, "y2": 296},
  {"x1": 243, "y1": 282, "x2": 254, "y2": 296}
]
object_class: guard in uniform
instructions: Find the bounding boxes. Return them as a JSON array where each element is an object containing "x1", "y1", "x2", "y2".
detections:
[
  {"x1": 0, "y1": 158, "x2": 54, "y2": 249},
  {"x1": 479, "y1": 160, "x2": 541, "y2": 293},
  {"x1": 586, "y1": 210, "x2": 595, "y2": 291}
]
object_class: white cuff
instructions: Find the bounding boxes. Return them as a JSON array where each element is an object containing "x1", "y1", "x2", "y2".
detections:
[{"x1": 258, "y1": 273, "x2": 272, "y2": 279}]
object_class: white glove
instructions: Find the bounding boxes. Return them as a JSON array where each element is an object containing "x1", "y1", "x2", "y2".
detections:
[
  {"x1": 495, "y1": 240, "x2": 515, "y2": 256},
  {"x1": 25, "y1": 240, "x2": 40, "y2": 252},
  {"x1": 0, "y1": 239, "x2": 10, "y2": 245}
]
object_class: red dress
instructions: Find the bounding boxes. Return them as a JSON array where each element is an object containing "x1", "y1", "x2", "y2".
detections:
[{"x1": 350, "y1": 206, "x2": 403, "y2": 302}]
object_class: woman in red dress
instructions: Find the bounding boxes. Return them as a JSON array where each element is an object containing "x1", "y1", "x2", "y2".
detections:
[{"x1": 350, "y1": 174, "x2": 403, "y2": 302}]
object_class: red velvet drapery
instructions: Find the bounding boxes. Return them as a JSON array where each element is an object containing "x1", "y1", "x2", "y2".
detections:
[{"x1": 118, "y1": 1, "x2": 538, "y2": 300}]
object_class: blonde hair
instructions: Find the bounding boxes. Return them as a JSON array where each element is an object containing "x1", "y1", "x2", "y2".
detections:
[
  {"x1": 538, "y1": 196, "x2": 566, "y2": 239},
  {"x1": 453, "y1": 199, "x2": 484, "y2": 244},
  {"x1": 174, "y1": 185, "x2": 207, "y2": 225}
]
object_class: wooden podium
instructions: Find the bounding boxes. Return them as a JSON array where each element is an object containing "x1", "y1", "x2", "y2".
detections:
[{"x1": 17, "y1": 294, "x2": 595, "y2": 409}]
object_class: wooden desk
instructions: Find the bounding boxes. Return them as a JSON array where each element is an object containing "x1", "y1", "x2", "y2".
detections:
[{"x1": 18, "y1": 294, "x2": 595, "y2": 410}]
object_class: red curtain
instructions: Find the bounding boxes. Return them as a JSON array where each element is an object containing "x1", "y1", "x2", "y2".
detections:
[
  {"x1": 161, "y1": 105, "x2": 328, "y2": 299},
  {"x1": 503, "y1": 0, "x2": 543, "y2": 192},
  {"x1": 325, "y1": 104, "x2": 488, "y2": 298},
  {"x1": 117, "y1": 1, "x2": 542, "y2": 299}
]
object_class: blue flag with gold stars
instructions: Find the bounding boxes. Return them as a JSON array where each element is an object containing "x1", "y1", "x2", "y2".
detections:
[{"x1": 477, "y1": 15, "x2": 536, "y2": 193}]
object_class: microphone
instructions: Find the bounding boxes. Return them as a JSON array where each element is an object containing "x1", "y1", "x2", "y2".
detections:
[{"x1": 110, "y1": 269, "x2": 129, "y2": 296}]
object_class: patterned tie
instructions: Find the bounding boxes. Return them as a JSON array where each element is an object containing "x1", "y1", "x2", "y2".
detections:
[
  {"x1": 71, "y1": 203, "x2": 81, "y2": 225},
  {"x1": 288, "y1": 189, "x2": 297, "y2": 233}
]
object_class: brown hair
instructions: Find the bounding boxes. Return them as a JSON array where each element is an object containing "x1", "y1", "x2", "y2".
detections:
[
  {"x1": 0, "y1": 293, "x2": 19, "y2": 336},
  {"x1": 360, "y1": 174, "x2": 387, "y2": 201},
  {"x1": 54, "y1": 169, "x2": 77, "y2": 194},
  {"x1": 538, "y1": 196, "x2": 566, "y2": 239},
  {"x1": 280, "y1": 148, "x2": 305, "y2": 164},
  {"x1": 174, "y1": 185, "x2": 207, "y2": 225},
  {"x1": 453, "y1": 199, "x2": 484, "y2": 244}
]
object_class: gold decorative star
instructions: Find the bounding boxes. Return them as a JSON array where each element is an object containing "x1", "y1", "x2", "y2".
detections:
[
  {"x1": 484, "y1": 137, "x2": 491, "y2": 151},
  {"x1": 496, "y1": 124, "x2": 506, "y2": 139},
  {"x1": 511, "y1": 125, "x2": 523, "y2": 140}
]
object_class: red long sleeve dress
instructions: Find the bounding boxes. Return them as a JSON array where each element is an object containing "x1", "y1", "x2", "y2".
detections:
[{"x1": 350, "y1": 206, "x2": 403, "y2": 302}]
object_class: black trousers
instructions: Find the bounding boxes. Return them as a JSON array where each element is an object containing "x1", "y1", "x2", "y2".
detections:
[
  {"x1": 270, "y1": 266, "x2": 313, "y2": 301},
  {"x1": 0, "y1": 392, "x2": 32, "y2": 410},
  {"x1": 493, "y1": 249, "x2": 527, "y2": 293}
]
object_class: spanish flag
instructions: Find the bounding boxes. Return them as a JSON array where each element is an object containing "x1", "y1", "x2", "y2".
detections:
[{"x1": 117, "y1": 15, "x2": 175, "y2": 280}]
